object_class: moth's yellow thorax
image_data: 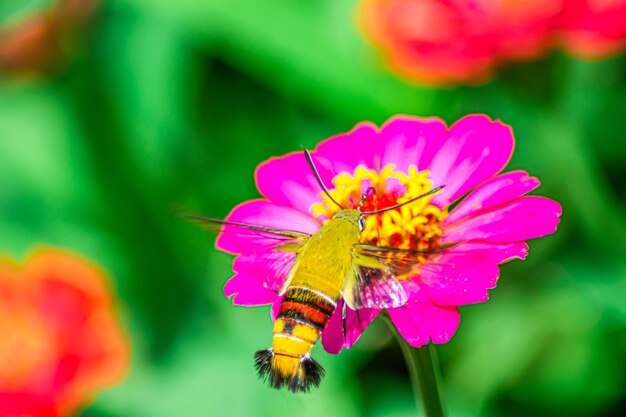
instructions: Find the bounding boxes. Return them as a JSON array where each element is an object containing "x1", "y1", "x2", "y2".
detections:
[{"x1": 290, "y1": 210, "x2": 361, "y2": 298}]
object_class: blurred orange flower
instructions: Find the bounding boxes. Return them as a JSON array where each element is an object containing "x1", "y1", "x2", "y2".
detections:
[
  {"x1": 0, "y1": 0, "x2": 99, "y2": 77},
  {"x1": 360, "y1": 0, "x2": 626, "y2": 85},
  {"x1": 0, "y1": 248, "x2": 129, "y2": 417}
]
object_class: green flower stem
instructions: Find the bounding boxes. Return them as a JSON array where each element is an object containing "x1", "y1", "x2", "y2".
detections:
[{"x1": 383, "y1": 315, "x2": 447, "y2": 417}]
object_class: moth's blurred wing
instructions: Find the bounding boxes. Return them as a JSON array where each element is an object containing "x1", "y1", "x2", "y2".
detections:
[
  {"x1": 342, "y1": 249, "x2": 408, "y2": 310},
  {"x1": 186, "y1": 214, "x2": 311, "y2": 247},
  {"x1": 354, "y1": 243, "x2": 457, "y2": 275},
  {"x1": 187, "y1": 214, "x2": 311, "y2": 295}
]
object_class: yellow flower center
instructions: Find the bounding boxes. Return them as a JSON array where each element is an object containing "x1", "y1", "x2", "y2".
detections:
[{"x1": 311, "y1": 165, "x2": 447, "y2": 268}]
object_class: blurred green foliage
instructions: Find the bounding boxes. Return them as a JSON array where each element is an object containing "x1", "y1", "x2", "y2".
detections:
[
  {"x1": 1, "y1": 1, "x2": 625, "y2": 416},
  {"x1": 0, "y1": 0, "x2": 52, "y2": 23}
]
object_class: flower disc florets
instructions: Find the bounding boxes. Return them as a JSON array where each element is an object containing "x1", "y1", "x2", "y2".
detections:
[{"x1": 311, "y1": 165, "x2": 446, "y2": 268}]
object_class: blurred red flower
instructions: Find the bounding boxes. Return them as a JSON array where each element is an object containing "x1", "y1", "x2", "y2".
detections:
[
  {"x1": 0, "y1": 248, "x2": 129, "y2": 417},
  {"x1": 360, "y1": 0, "x2": 626, "y2": 85},
  {"x1": 557, "y1": 0, "x2": 626, "y2": 58},
  {"x1": 360, "y1": 0, "x2": 558, "y2": 84}
]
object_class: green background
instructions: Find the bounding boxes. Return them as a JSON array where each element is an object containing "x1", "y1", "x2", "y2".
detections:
[{"x1": 1, "y1": 1, "x2": 625, "y2": 416}]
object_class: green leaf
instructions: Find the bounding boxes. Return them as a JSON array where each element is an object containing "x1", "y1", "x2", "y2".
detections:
[{"x1": 119, "y1": 0, "x2": 446, "y2": 121}]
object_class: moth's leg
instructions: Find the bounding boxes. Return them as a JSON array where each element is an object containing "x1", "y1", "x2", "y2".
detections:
[
  {"x1": 342, "y1": 300, "x2": 347, "y2": 343},
  {"x1": 355, "y1": 308, "x2": 363, "y2": 330}
]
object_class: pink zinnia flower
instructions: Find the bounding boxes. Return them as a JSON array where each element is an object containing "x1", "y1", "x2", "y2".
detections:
[{"x1": 217, "y1": 115, "x2": 561, "y2": 353}]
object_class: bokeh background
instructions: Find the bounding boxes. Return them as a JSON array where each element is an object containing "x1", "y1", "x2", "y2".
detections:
[{"x1": 1, "y1": 1, "x2": 626, "y2": 416}]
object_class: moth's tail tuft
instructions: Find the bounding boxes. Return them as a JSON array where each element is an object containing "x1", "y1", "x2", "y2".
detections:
[
  {"x1": 288, "y1": 356, "x2": 325, "y2": 393},
  {"x1": 253, "y1": 349, "x2": 325, "y2": 393},
  {"x1": 254, "y1": 349, "x2": 274, "y2": 377}
]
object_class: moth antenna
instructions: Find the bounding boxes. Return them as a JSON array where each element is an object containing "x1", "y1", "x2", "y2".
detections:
[
  {"x1": 362, "y1": 185, "x2": 445, "y2": 215},
  {"x1": 357, "y1": 186, "x2": 383, "y2": 243},
  {"x1": 374, "y1": 189, "x2": 382, "y2": 244},
  {"x1": 357, "y1": 186, "x2": 376, "y2": 211},
  {"x1": 302, "y1": 147, "x2": 344, "y2": 210}
]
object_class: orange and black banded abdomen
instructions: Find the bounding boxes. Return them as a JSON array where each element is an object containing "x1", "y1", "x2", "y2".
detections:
[
  {"x1": 278, "y1": 286, "x2": 335, "y2": 333},
  {"x1": 270, "y1": 287, "x2": 336, "y2": 370},
  {"x1": 255, "y1": 286, "x2": 337, "y2": 392}
]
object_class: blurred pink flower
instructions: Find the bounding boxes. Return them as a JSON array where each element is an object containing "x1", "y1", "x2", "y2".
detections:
[
  {"x1": 216, "y1": 115, "x2": 562, "y2": 351},
  {"x1": 0, "y1": 248, "x2": 129, "y2": 417},
  {"x1": 556, "y1": 0, "x2": 626, "y2": 58},
  {"x1": 360, "y1": 0, "x2": 559, "y2": 84},
  {"x1": 360, "y1": 0, "x2": 626, "y2": 85}
]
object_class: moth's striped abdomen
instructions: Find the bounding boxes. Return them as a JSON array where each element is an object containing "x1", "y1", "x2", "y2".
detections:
[
  {"x1": 254, "y1": 285, "x2": 338, "y2": 392},
  {"x1": 254, "y1": 212, "x2": 361, "y2": 393}
]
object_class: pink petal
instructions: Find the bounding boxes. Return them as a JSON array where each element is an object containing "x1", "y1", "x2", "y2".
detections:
[
  {"x1": 419, "y1": 242, "x2": 529, "y2": 306},
  {"x1": 443, "y1": 196, "x2": 562, "y2": 243},
  {"x1": 223, "y1": 252, "x2": 294, "y2": 306},
  {"x1": 270, "y1": 296, "x2": 283, "y2": 320},
  {"x1": 315, "y1": 122, "x2": 380, "y2": 174},
  {"x1": 378, "y1": 116, "x2": 448, "y2": 172},
  {"x1": 216, "y1": 200, "x2": 320, "y2": 254},
  {"x1": 388, "y1": 283, "x2": 460, "y2": 348},
  {"x1": 445, "y1": 170, "x2": 540, "y2": 224},
  {"x1": 255, "y1": 151, "x2": 336, "y2": 215},
  {"x1": 428, "y1": 115, "x2": 515, "y2": 206},
  {"x1": 321, "y1": 300, "x2": 381, "y2": 354}
]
